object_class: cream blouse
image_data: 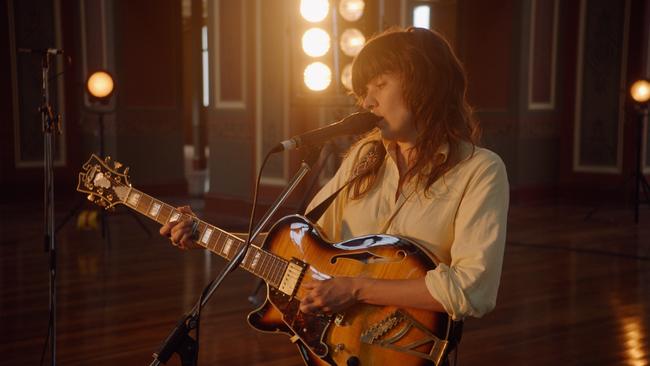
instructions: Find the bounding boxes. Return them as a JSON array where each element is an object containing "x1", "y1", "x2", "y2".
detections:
[{"x1": 305, "y1": 137, "x2": 510, "y2": 320}]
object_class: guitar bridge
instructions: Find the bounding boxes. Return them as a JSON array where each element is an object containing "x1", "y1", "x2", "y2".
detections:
[
  {"x1": 361, "y1": 309, "x2": 450, "y2": 366},
  {"x1": 278, "y1": 259, "x2": 307, "y2": 297}
]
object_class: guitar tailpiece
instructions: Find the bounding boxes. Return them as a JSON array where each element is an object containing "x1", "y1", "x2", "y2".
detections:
[{"x1": 360, "y1": 309, "x2": 450, "y2": 366}]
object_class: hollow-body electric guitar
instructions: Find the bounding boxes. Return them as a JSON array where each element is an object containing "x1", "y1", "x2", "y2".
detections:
[{"x1": 76, "y1": 154, "x2": 461, "y2": 366}]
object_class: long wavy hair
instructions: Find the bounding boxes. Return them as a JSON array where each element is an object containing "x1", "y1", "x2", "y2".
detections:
[{"x1": 346, "y1": 27, "x2": 481, "y2": 200}]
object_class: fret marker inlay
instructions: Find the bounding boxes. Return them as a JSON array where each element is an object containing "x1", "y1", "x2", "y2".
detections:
[
  {"x1": 201, "y1": 228, "x2": 213, "y2": 244},
  {"x1": 128, "y1": 192, "x2": 141, "y2": 206},
  {"x1": 149, "y1": 202, "x2": 161, "y2": 217},
  {"x1": 252, "y1": 252, "x2": 261, "y2": 268},
  {"x1": 169, "y1": 212, "x2": 181, "y2": 222},
  {"x1": 223, "y1": 238, "x2": 234, "y2": 255}
]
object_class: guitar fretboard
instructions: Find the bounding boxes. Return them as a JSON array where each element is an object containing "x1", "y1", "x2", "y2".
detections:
[{"x1": 123, "y1": 187, "x2": 287, "y2": 288}]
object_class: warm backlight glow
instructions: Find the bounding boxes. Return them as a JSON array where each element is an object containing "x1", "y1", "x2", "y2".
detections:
[
  {"x1": 339, "y1": 0, "x2": 364, "y2": 22},
  {"x1": 86, "y1": 71, "x2": 114, "y2": 99},
  {"x1": 340, "y1": 28, "x2": 365, "y2": 57},
  {"x1": 300, "y1": 0, "x2": 329, "y2": 23},
  {"x1": 302, "y1": 28, "x2": 330, "y2": 57},
  {"x1": 413, "y1": 5, "x2": 431, "y2": 29},
  {"x1": 630, "y1": 79, "x2": 650, "y2": 103},
  {"x1": 341, "y1": 63, "x2": 353, "y2": 90},
  {"x1": 304, "y1": 62, "x2": 331, "y2": 91}
]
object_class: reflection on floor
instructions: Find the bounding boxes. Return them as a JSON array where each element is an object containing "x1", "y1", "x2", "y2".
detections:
[{"x1": 0, "y1": 198, "x2": 649, "y2": 365}]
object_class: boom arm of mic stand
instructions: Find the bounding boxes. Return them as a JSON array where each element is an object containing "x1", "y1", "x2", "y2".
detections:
[{"x1": 149, "y1": 148, "x2": 320, "y2": 366}]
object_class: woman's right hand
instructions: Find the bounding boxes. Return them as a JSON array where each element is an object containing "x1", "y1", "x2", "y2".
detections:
[{"x1": 159, "y1": 205, "x2": 203, "y2": 250}]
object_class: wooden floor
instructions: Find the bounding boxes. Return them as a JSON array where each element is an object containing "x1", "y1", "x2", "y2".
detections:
[{"x1": 1, "y1": 197, "x2": 649, "y2": 366}]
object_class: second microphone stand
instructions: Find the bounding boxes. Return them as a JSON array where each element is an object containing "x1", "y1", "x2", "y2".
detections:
[{"x1": 149, "y1": 148, "x2": 321, "y2": 366}]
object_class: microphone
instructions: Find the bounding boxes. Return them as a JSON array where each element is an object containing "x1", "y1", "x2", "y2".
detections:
[
  {"x1": 272, "y1": 112, "x2": 381, "y2": 153},
  {"x1": 18, "y1": 48, "x2": 64, "y2": 55}
]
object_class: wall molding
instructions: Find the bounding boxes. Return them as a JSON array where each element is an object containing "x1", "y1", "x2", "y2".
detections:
[
  {"x1": 527, "y1": 0, "x2": 558, "y2": 110},
  {"x1": 213, "y1": 0, "x2": 247, "y2": 110},
  {"x1": 572, "y1": 0, "x2": 630, "y2": 174}
]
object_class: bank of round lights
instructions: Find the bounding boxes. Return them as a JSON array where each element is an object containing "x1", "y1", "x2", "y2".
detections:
[{"x1": 299, "y1": 0, "x2": 366, "y2": 92}]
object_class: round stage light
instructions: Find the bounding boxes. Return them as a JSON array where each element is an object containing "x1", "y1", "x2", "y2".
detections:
[
  {"x1": 630, "y1": 79, "x2": 650, "y2": 104},
  {"x1": 304, "y1": 62, "x2": 331, "y2": 91},
  {"x1": 340, "y1": 28, "x2": 365, "y2": 57},
  {"x1": 86, "y1": 70, "x2": 114, "y2": 100},
  {"x1": 302, "y1": 28, "x2": 331, "y2": 57},
  {"x1": 300, "y1": 0, "x2": 329, "y2": 23},
  {"x1": 339, "y1": 0, "x2": 364, "y2": 22}
]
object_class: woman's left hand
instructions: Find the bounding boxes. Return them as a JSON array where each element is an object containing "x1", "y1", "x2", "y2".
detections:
[{"x1": 300, "y1": 277, "x2": 362, "y2": 314}]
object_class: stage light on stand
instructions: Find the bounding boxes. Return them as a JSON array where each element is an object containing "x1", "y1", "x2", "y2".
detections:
[
  {"x1": 628, "y1": 78, "x2": 650, "y2": 224},
  {"x1": 630, "y1": 79, "x2": 650, "y2": 104},
  {"x1": 300, "y1": 0, "x2": 329, "y2": 22},
  {"x1": 304, "y1": 62, "x2": 332, "y2": 91},
  {"x1": 86, "y1": 70, "x2": 114, "y2": 101},
  {"x1": 302, "y1": 28, "x2": 331, "y2": 57}
]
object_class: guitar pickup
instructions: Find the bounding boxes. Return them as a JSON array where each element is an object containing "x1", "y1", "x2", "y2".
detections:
[{"x1": 278, "y1": 259, "x2": 307, "y2": 297}]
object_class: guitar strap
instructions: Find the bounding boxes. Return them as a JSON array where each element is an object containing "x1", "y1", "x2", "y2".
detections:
[{"x1": 304, "y1": 179, "x2": 352, "y2": 223}]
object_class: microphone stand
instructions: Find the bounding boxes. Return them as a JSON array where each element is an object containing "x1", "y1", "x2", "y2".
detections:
[
  {"x1": 149, "y1": 148, "x2": 321, "y2": 365},
  {"x1": 32, "y1": 48, "x2": 63, "y2": 366}
]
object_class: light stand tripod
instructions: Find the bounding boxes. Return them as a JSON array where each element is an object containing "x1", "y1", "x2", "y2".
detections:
[
  {"x1": 584, "y1": 79, "x2": 650, "y2": 223},
  {"x1": 55, "y1": 71, "x2": 151, "y2": 241},
  {"x1": 632, "y1": 104, "x2": 650, "y2": 223}
]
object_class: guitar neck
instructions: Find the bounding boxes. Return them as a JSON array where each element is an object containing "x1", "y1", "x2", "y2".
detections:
[{"x1": 122, "y1": 187, "x2": 287, "y2": 288}]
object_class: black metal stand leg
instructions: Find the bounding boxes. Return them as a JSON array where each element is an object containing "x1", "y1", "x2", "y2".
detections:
[
  {"x1": 641, "y1": 176, "x2": 650, "y2": 202},
  {"x1": 126, "y1": 208, "x2": 152, "y2": 237},
  {"x1": 55, "y1": 199, "x2": 86, "y2": 234},
  {"x1": 634, "y1": 107, "x2": 649, "y2": 224}
]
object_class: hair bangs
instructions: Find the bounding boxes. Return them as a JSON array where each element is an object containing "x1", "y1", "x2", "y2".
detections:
[{"x1": 351, "y1": 32, "x2": 403, "y2": 101}]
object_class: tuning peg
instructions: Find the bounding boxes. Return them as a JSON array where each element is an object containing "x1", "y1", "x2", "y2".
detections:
[
  {"x1": 113, "y1": 161, "x2": 123, "y2": 170},
  {"x1": 104, "y1": 156, "x2": 112, "y2": 164},
  {"x1": 87, "y1": 194, "x2": 95, "y2": 202},
  {"x1": 123, "y1": 167, "x2": 130, "y2": 176}
]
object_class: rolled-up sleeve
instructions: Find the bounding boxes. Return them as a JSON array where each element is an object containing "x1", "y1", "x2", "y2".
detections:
[{"x1": 424, "y1": 153, "x2": 510, "y2": 320}]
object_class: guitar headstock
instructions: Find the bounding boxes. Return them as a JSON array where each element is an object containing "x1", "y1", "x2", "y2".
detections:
[{"x1": 77, "y1": 154, "x2": 131, "y2": 209}]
